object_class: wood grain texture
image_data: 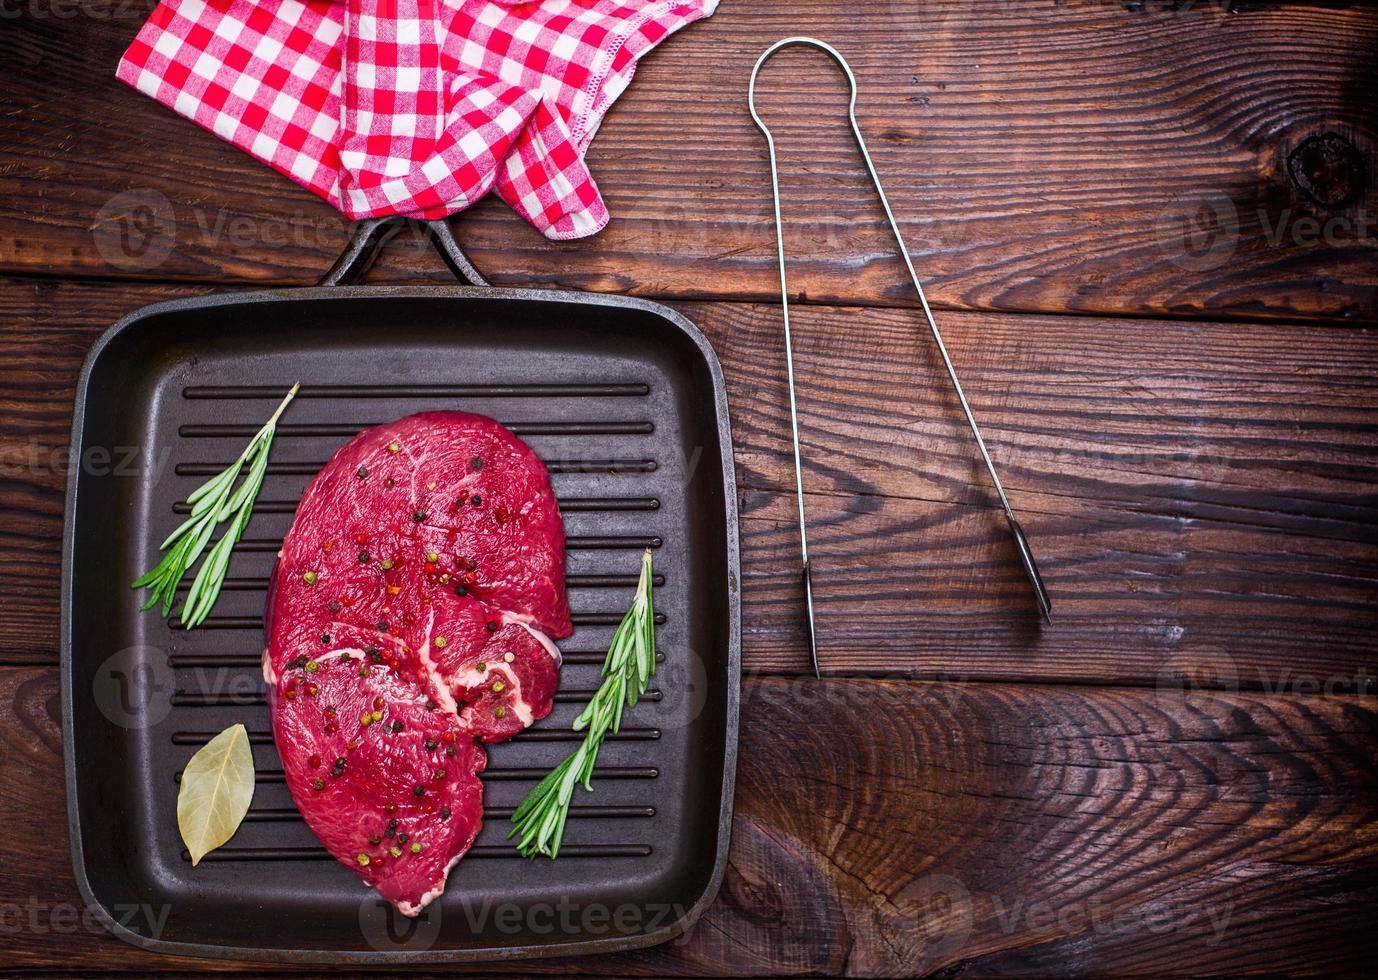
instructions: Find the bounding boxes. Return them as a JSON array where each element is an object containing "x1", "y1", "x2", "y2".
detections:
[
  {"x1": 2, "y1": 277, "x2": 1374, "y2": 688},
  {"x1": 4, "y1": 3, "x2": 1376, "y2": 974},
  {"x1": 0, "y1": 3, "x2": 1375, "y2": 320},
  {"x1": 3, "y1": 666, "x2": 1374, "y2": 974}
]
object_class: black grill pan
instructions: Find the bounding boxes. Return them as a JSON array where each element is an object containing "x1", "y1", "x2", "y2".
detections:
[{"x1": 60, "y1": 220, "x2": 741, "y2": 963}]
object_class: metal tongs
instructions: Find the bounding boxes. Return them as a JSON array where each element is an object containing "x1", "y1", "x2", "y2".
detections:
[{"x1": 748, "y1": 37, "x2": 1053, "y2": 677}]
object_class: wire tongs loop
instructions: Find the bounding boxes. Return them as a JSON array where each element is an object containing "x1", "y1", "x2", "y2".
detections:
[{"x1": 749, "y1": 38, "x2": 1053, "y2": 677}]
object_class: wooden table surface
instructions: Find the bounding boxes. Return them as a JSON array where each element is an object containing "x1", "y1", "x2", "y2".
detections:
[{"x1": 2, "y1": 1, "x2": 1376, "y2": 975}]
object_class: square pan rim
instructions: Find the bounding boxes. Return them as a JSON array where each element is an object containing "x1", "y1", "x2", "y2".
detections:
[{"x1": 60, "y1": 284, "x2": 742, "y2": 964}]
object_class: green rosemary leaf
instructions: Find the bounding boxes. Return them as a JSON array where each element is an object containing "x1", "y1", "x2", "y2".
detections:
[
  {"x1": 132, "y1": 383, "x2": 299, "y2": 629},
  {"x1": 508, "y1": 549, "x2": 656, "y2": 859},
  {"x1": 611, "y1": 681, "x2": 627, "y2": 734},
  {"x1": 156, "y1": 512, "x2": 204, "y2": 552},
  {"x1": 185, "y1": 463, "x2": 238, "y2": 506}
]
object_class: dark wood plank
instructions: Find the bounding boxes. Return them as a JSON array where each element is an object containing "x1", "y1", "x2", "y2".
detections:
[
  {"x1": 2, "y1": 277, "x2": 1375, "y2": 687},
  {"x1": 1, "y1": 3, "x2": 1374, "y2": 320},
  {"x1": 719, "y1": 299, "x2": 1378, "y2": 684},
  {"x1": 3, "y1": 666, "x2": 1374, "y2": 974}
]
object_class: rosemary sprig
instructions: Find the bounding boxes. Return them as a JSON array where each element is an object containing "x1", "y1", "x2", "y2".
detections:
[
  {"x1": 132, "y1": 383, "x2": 299, "y2": 629},
  {"x1": 509, "y1": 548, "x2": 657, "y2": 859}
]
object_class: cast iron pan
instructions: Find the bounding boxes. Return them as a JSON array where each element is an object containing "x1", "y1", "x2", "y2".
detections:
[{"x1": 60, "y1": 219, "x2": 741, "y2": 963}]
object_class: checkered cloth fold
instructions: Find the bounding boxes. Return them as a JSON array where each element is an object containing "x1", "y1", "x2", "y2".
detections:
[{"x1": 118, "y1": 0, "x2": 718, "y2": 239}]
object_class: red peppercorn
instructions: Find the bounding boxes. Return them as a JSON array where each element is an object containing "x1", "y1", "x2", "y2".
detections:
[
  {"x1": 285, "y1": 689, "x2": 297, "y2": 701},
  {"x1": 355, "y1": 533, "x2": 369, "y2": 545},
  {"x1": 373, "y1": 695, "x2": 384, "y2": 710},
  {"x1": 324, "y1": 721, "x2": 339, "y2": 734},
  {"x1": 308, "y1": 754, "x2": 321, "y2": 769},
  {"x1": 424, "y1": 561, "x2": 437, "y2": 574},
  {"x1": 442, "y1": 731, "x2": 456, "y2": 744}
]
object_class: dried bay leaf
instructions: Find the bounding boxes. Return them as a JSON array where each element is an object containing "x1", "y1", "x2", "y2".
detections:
[{"x1": 177, "y1": 723, "x2": 255, "y2": 865}]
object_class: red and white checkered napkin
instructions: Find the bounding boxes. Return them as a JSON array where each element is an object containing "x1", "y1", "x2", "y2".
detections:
[{"x1": 118, "y1": 0, "x2": 717, "y2": 239}]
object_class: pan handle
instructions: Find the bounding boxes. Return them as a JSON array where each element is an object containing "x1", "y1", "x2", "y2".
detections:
[{"x1": 318, "y1": 217, "x2": 491, "y2": 287}]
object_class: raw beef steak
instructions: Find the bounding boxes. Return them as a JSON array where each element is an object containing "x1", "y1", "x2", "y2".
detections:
[{"x1": 264, "y1": 411, "x2": 571, "y2": 914}]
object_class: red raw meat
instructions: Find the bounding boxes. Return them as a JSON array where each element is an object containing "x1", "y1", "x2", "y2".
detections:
[{"x1": 264, "y1": 411, "x2": 570, "y2": 914}]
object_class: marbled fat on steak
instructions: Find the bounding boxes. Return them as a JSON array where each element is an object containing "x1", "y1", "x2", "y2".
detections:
[{"x1": 264, "y1": 411, "x2": 571, "y2": 915}]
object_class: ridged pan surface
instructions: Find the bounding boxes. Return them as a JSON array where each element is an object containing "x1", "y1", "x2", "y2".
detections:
[{"x1": 61, "y1": 286, "x2": 740, "y2": 963}]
